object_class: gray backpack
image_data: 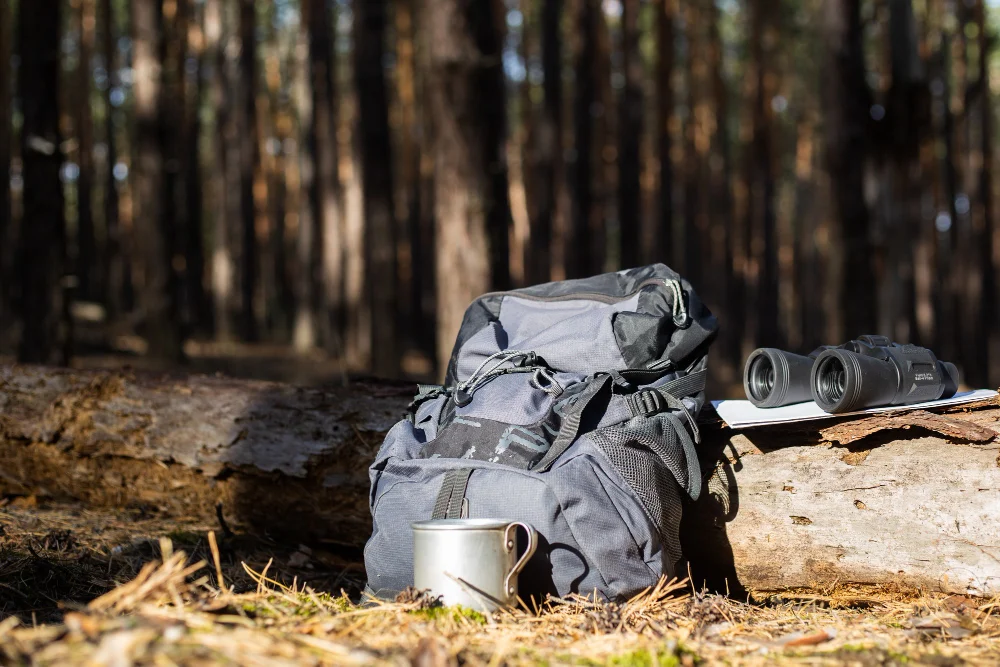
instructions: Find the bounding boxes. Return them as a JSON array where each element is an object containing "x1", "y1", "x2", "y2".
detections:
[{"x1": 364, "y1": 264, "x2": 718, "y2": 601}]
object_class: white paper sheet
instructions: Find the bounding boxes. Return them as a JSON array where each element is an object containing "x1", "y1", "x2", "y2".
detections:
[{"x1": 711, "y1": 389, "x2": 998, "y2": 429}]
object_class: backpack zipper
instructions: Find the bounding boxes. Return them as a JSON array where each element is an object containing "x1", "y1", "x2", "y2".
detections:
[{"x1": 478, "y1": 278, "x2": 669, "y2": 306}]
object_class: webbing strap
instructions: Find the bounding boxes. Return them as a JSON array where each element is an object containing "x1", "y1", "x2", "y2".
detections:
[
  {"x1": 533, "y1": 374, "x2": 614, "y2": 473},
  {"x1": 431, "y1": 468, "x2": 473, "y2": 519},
  {"x1": 625, "y1": 368, "x2": 707, "y2": 418}
]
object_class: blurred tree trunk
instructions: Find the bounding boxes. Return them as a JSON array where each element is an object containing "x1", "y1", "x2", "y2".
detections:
[
  {"x1": 682, "y1": 3, "x2": 704, "y2": 287},
  {"x1": 132, "y1": 0, "x2": 183, "y2": 360},
  {"x1": 975, "y1": 0, "x2": 997, "y2": 386},
  {"x1": 101, "y1": 0, "x2": 125, "y2": 320},
  {"x1": 296, "y1": 0, "x2": 341, "y2": 356},
  {"x1": 568, "y1": 0, "x2": 597, "y2": 279},
  {"x1": 395, "y1": 0, "x2": 423, "y2": 349},
  {"x1": 77, "y1": 0, "x2": 98, "y2": 303},
  {"x1": 655, "y1": 0, "x2": 675, "y2": 270},
  {"x1": 593, "y1": 8, "x2": 612, "y2": 274},
  {"x1": 965, "y1": 0, "x2": 994, "y2": 386},
  {"x1": 618, "y1": 0, "x2": 642, "y2": 269},
  {"x1": 161, "y1": 0, "x2": 188, "y2": 339},
  {"x1": 0, "y1": 0, "x2": 11, "y2": 325},
  {"x1": 422, "y1": 0, "x2": 512, "y2": 374},
  {"x1": 238, "y1": 0, "x2": 260, "y2": 342},
  {"x1": 355, "y1": 0, "x2": 400, "y2": 377},
  {"x1": 823, "y1": 0, "x2": 873, "y2": 341},
  {"x1": 183, "y1": 0, "x2": 209, "y2": 336},
  {"x1": 876, "y1": 0, "x2": 925, "y2": 348},
  {"x1": 524, "y1": 0, "x2": 565, "y2": 285},
  {"x1": 707, "y1": 0, "x2": 736, "y2": 370},
  {"x1": 206, "y1": 0, "x2": 233, "y2": 341},
  {"x1": 747, "y1": 0, "x2": 778, "y2": 348},
  {"x1": 17, "y1": 0, "x2": 70, "y2": 364}
]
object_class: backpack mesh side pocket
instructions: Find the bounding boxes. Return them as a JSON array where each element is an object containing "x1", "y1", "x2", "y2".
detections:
[{"x1": 590, "y1": 414, "x2": 690, "y2": 572}]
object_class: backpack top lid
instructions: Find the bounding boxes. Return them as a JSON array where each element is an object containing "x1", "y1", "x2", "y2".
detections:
[{"x1": 444, "y1": 264, "x2": 718, "y2": 386}]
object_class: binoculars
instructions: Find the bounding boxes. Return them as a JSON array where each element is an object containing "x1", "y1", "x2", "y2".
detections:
[{"x1": 743, "y1": 335, "x2": 960, "y2": 414}]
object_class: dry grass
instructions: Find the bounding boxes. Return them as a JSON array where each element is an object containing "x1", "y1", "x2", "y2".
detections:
[{"x1": 2, "y1": 505, "x2": 1000, "y2": 666}]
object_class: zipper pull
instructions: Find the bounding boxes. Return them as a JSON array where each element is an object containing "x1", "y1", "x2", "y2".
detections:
[{"x1": 664, "y1": 279, "x2": 691, "y2": 328}]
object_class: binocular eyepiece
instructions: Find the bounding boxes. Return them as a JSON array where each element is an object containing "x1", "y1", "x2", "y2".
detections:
[{"x1": 743, "y1": 335, "x2": 960, "y2": 413}]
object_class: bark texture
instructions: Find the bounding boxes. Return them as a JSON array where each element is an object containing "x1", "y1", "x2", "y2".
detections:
[
  {"x1": 17, "y1": 0, "x2": 69, "y2": 365},
  {"x1": 422, "y1": 0, "x2": 512, "y2": 373},
  {"x1": 1, "y1": 365, "x2": 998, "y2": 595}
]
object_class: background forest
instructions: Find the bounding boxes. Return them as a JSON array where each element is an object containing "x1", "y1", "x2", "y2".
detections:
[{"x1": 0, "y1": 0, "x2": 998, "y2": 396}]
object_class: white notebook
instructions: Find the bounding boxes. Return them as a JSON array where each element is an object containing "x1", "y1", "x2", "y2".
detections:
[{"x1": 711, "y1": 389, "x2": 998, "y2": 429}]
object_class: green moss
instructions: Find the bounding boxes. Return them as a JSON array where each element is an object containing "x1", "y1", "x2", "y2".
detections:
[
  {"x1": 409, "y1": 605, "x2": 488, "y2": 625},
  {"x1": 240, "y1": 601, "x2": 276, "y2": 618},
  {"x1": 573, "y1": 646, "x2": 688, "y2": 667}
]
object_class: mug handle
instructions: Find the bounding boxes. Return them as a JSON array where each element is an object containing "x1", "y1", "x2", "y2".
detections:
[{"x1": 503, "y1": 522, "x2": 538, "y2": 597}]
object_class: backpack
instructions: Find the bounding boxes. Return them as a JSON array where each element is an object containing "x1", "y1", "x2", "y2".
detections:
[{"x1": 364, "y1": 264, "x2": 718, "y2": 602}]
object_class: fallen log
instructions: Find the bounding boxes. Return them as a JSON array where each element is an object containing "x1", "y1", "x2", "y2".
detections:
[
  {"x1": 0, "y1": 364, "x2": 412, "y2": 549},
  {"x1": 1, "y1": 364, "x2": 998, "y2": 595}
]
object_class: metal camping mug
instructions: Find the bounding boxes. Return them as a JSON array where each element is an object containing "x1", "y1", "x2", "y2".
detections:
[{"x1": 412, "y1": 519, "x2": 538, "y2": 611}]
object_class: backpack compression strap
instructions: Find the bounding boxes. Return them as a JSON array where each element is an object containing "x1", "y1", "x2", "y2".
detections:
[
  {"x1": 431, "y1": 468, "x2": 473, "y2": 519},
  {"x1": 533, "y1": 368, "x2": 707, "y2": 476}
]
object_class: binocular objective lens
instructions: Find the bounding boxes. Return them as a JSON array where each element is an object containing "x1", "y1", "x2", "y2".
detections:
[
  {"x1": 817, "y1": 356, "x2": 847, "y2": 405},
  {"x1": 748, "y1": 355, "x2": 776, "y2": 402}
]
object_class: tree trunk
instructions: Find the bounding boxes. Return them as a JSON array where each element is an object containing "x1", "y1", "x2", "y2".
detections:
[
  {"x1": 101, "y1": 0, "x2": 125, "y2": 321},
  {"x1": 747, "y1": 0, "x2": 778, "y2": 348},
  {"x1": 706, "y1": 0, "x2": 736, "y2": 375},
  {"x1": 975, "y1": 0, "x2": 997, "y2": 387},
  {"x1": 525, "y1": 0, "x2": 565, "y2": 286},
  {"x1": 206, "y1": 0, "x2": 233, "y2": 342},
  {"x1": 77, "y1": 0, "x2": 98, "y2": 303},
  {"x1": 17, "y1": 0, "x2": 71, "y2": 365},
  {"x1": 824, "y1": 0, "x2": 874, "y2": 341},
  {"x1": 618, "y1": 0, "x2": 642, "y2": 270},
  {"x1": 238, "y1": 0, "x2": 260, "y2": 342},
  {"x1": 355, "y1": 0, "x2": 400, "y2": 378},
  {"x1": 131, "y1": 0, "x2": 183, "y2": 361},
  {"x1": 295, "y1": 0, "x2": 342, "y2": 356},
  {"x1": 655, "y1": 0, "x2": 675, "y2": 270},
  {"x1": 1, "y1": 363, "x2": 998, "y2": 595},
  {"x1": 0, "y1": 0, "x2": 11, "y2": 326},
  {"x1": 568, "y1": 0, "x2": 597, "y2": 279},
  {"x1": 684, "y1": 405, "x2": 1000, "y2": 596},
  {"x1": 183, "y1": 0, "x2": 209, "y2": 336},
  {"x1": 422, "y1": 0, "x2": 512, "y2": 375}
]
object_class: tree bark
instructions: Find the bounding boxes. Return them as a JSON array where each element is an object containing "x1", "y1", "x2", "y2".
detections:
[
  {"x1": 526, "y1": 0, "x2": 565, "y2": 285},
  {"x1": 568, "y1": 0, "x2": 598, "y2": 279},
  {"x1": 17, "y1": 0, "x2": 71, "y2": 365},
  {"x1": 655, "y1": 0, "x2": 675, "y2": 270},
  {"x1": 76, "y1": 0, "x2": 98, "y2": 303},
  {"x1": 238, "y1": 0, "x2": 260, "y2": 343},
  {"x1": 183, "y1": 0, "x2": 209, "y2": 336},
  {"x1": 824, "y1": 0, "x2": 875, "y2": 341},
  {"x1": 132, "y1": 0, "x2": 183, "y2": 361},
  {"x1": 0, "y1": 364, "x2": 998, "y2": 595},
  {"x1": 686, "y1": 405, "x2": 1000, "y2": 597},
  {"x1": 355, "y1": 0, "x2": 400, "y2": 378},
  {"x1": 0, "y1": 0, "x2": 11, "y2": 327},
  {"x1": 747, "y1": 0, "x2": 778, "y2": 348},
  {"x1": 618, "y1": 0, "x2": 642, "y2": 269},
  {"x1": 295, "y1": 0, "x2": 342, "y2": 356},
  {"x1": 206, "y1": 0, "x2": 233, "y2": 342},
  {"x1": 975, "y1": 0, "x2": 997, "y2": 386},
  {"x1": 422, "y1": 0, "x2": 512, "y2": 375},
  {"x1": 101, "y1": 0, "x2": 125, "y2": 321}
]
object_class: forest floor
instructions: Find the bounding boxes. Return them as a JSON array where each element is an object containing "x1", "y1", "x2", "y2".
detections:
[{"x1": 1, "y1": 502, "x2": 999, "y2": 666}]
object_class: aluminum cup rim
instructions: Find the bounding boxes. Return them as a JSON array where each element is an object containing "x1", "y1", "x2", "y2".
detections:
[{"x1": 412, "y1": 519, "x2": 512, "y2": 531}]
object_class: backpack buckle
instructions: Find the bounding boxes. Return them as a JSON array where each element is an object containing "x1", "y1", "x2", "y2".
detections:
[{"x1": 630, "y1": 388, "x2": 666, "y2": 417}]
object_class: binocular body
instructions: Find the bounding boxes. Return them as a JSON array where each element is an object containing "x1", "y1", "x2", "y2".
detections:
[{"x1": 744, "y1": 335, "x2": 960, "y2": 414}]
